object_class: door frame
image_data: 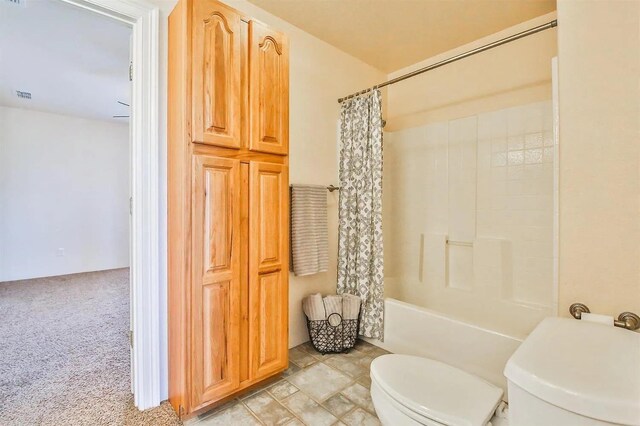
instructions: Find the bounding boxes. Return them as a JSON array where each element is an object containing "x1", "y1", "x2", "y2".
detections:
[{"x1": 58, "y1": 0, "x2": 161, "y2": 410}]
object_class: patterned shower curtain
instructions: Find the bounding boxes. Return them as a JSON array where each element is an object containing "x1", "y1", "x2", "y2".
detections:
[{"x1": 337, "y1": 89, "x2": 384, "y2": 340}]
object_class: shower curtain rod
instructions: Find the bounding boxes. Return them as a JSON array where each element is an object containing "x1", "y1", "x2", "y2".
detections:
[{"x1": 337, "y1": 20, "x2": 558, "y2": 103}]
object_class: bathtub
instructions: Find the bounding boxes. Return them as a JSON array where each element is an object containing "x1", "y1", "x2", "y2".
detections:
[{"x1": 364, "y1": 298, "x2": 524, "y2": 394}]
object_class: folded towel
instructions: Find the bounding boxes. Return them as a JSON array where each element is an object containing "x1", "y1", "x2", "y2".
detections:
[
  {"x1": 341, "y1": 294, "x2": 362, "y2": 320},
  {"x1": 302, "y1": 293, "x2": 325, "y2": 321},
  {"x1": 290, "y1": 184, "x2": 328, "y2": 276}
]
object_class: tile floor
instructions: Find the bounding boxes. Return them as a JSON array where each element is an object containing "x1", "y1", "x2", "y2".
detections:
[{"x1": 186, "y1": 340, "x2": 389, "y2": 426}]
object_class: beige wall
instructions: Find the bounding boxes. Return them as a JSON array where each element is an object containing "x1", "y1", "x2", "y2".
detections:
[
  {"x1": 385, "y1": 12, "x2": 557, "y2": 131},
  {"x1": 557, "y1": 0, "x2": 640, "y2": 317}
]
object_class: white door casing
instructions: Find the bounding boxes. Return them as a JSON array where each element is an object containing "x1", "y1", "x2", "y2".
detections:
[{"x1": 57, "y1": 0, "x2": 161, "y2": 410}]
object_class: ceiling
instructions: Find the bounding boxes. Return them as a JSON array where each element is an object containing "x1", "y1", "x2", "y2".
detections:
[
  {"x1": 247, "y1": 0, "x2": 556, "y2": 72},
  {"x1": 0, "y1": 0, "x2": 131, "y2": 122}
]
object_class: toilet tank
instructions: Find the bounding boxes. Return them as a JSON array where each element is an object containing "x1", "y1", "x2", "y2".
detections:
[{"x1": 504, "y1": 317, "x2": 640, "y2": 426}]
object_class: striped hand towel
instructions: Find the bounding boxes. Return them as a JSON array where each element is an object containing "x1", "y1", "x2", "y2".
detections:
[{"x1": 290, "y1": 184, "x2": 328, "y2": 276}]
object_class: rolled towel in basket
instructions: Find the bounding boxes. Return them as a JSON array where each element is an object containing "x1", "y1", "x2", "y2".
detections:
[
  {"x1": 323, "y1": 295, "x2": 343, "y2": 326},
  {"x1": 341, "y1": 293, "x2": 362, "y2": 320},
  {"x1": 302, "y1": 293, "x2": 325, "y2": 321}
]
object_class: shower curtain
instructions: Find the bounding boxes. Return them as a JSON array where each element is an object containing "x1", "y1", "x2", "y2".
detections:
[{"x1": 337, "y1": 89, "x2": 384, "y2": 340}]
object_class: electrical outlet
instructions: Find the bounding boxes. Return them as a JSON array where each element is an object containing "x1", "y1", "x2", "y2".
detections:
[{"x1": 57, "y1": 248, "x2": 65, "y2": 257}]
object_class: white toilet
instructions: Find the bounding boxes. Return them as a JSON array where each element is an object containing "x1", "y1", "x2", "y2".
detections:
[{"x1": 370, "y1": 317, "x2": 640, "y2": 426}]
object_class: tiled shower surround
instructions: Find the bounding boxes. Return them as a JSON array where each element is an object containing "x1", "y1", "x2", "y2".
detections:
[
  {"x1": 186, "y1": 341, "x2": 389, "y2": 425},
  {"x1": 384, "y1": 101, "x2": 556, "y2": 337}
]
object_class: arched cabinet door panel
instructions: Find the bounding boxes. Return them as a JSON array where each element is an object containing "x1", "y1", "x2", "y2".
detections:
[
  {"x1": 190, "y1": 155, "x2": 241, "y2": 409},
  {"x1": 192, "y1": 1, "x2": 242, "y2": 148},
  {"x1": 248, "y1": 21, "x2": 289, "y2": 155}
]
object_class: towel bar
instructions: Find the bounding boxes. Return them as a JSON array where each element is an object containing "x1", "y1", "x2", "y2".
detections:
[
  {"x1": 289, "y1": 184, "x2": 340, "y2": 192},
  {"x1": 446, "y1": 239, "x2": 473, "y2": 247}
]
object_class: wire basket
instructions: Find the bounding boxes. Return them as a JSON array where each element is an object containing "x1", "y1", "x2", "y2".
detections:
[{"x1": 305, "y1": 312, "x2": 360, "y2": 354}]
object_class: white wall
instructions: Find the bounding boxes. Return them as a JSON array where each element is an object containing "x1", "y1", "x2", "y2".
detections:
[{"x1": 0, "y1": 106, "x2": 129, "y2": 282}]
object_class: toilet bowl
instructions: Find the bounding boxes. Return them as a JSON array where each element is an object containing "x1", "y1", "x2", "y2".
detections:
[{"x1": 370, "y1": 354, "x2": 505, "y2": 426}]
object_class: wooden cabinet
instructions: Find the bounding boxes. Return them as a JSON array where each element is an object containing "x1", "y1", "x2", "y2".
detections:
[
  {"x1": 248, "y1": 22, "x2": 289, "y2": 155},
  {"x1": 192, "y1": 1, "x2": 241, "y2": 148},
  {"x1": 168, "y1": 0, "x2": 289, "y2": 418}
]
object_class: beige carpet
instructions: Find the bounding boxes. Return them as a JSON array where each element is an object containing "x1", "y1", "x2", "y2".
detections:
[{"x1": 0, "y1": 268, "x2": 181, "y2": 425}]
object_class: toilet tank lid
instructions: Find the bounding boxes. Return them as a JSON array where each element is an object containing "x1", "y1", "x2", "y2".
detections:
[{"x1": 504, "y1": 317, "x2": 640, "y2": 425}]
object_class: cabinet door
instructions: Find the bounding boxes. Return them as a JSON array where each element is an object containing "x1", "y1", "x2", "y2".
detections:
[
  {"x1": 248, "y1": 21, "x2": 289, "y2": 155},
  {"x1": 191, "y1": 155, "x2": 241, "y2": 409},
  {"x1": 249, "y1": 162, "x2": 289, "y2": 380},
  {"x1": 192, "y1": 1, "x2": 241, "y2": 148}
]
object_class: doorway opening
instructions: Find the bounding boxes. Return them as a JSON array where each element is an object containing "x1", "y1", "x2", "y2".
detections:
[{"x1": 0, "y1": 0, "x2": 163, "y2": 420}]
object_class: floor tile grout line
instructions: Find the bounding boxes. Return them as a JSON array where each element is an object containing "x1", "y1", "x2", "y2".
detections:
[
  {"x1": 316, "y1": 359, "x2": 380, "y2": 417},
  {"x1": 277, "y1": 384, "x2": 341, "y2": 425},
  {"x1": 265, "y1": 388, "x2": 303, "y2": 424},
  {"x1": 334, "y1": 386, "x2": 378, "y2": 418},
  {"x1": 238, "y1": 399, "x2": 267, "y2": 426},
  {"x1": 241, "y1": 384, "x2": 302, "y2": 425},
  {"x1": 321, "y1": 392, "x2": 358, "y2": 421},
  {"x1": 338, "y1": 406, "x2": 360, "y2": 423},
  {"x1": 277, "y1": 391, "x2": 307, "y2": 425}
]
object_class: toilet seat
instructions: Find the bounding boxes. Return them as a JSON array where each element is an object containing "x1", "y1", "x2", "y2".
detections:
[{"x1": 370, "y1": 355, "x2": 504, "y2": 426}]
